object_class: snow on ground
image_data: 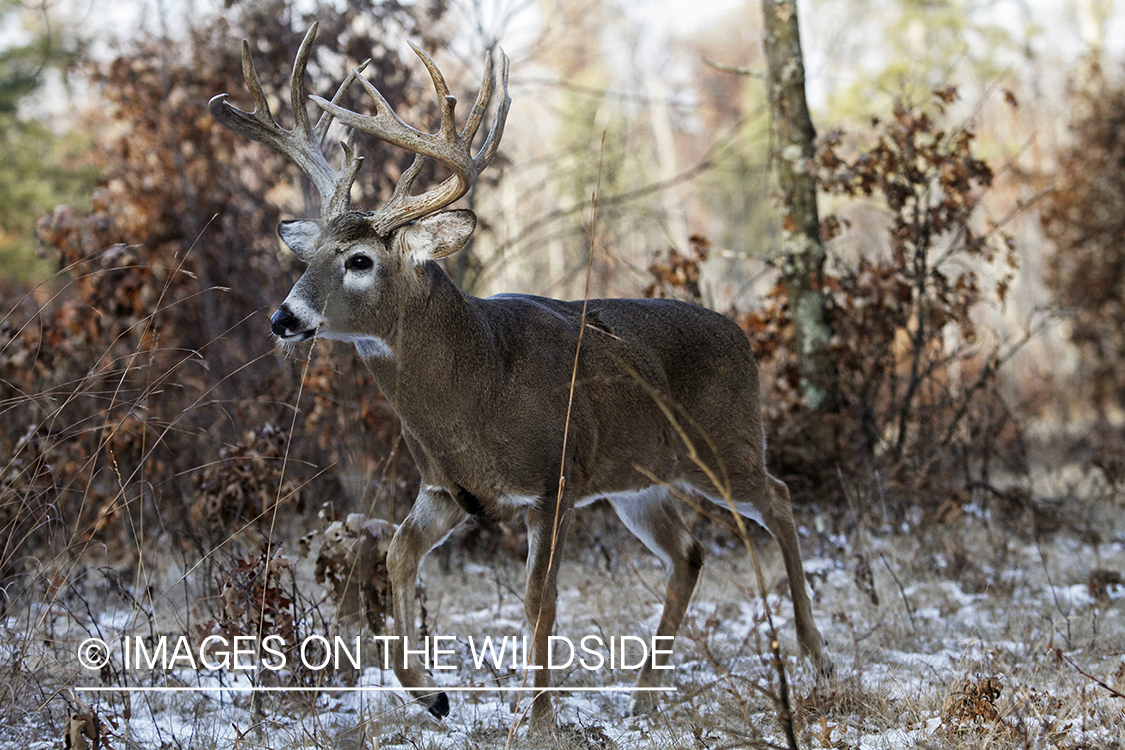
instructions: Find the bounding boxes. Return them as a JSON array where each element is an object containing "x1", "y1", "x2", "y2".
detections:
[{"x1": 3, "y1": 495, "x2": 1125, "y2": 749}]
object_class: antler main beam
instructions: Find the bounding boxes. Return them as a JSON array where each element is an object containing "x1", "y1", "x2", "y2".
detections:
[
  {"x1": 312, "y1": 43, "x2": 511, "y2": 235},
  {"x1": 208, "y1": 23, "x2": 366, "y2": 221},
  {"x1": 211, "y1": 25, "x2": 509, "y2": 234}
]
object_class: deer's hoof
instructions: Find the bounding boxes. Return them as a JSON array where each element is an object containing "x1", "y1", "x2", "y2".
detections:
[
  {"x1": 427, "y1": 691, "x2": 450, "y2": 719},
  {"x1": 813, "y1": 651, "x2": 835, "y2": 682}
]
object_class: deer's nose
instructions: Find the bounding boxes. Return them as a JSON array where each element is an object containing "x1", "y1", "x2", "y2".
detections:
[{"x1": 270, "y1": 305, "x2": 302, "y2": 337}]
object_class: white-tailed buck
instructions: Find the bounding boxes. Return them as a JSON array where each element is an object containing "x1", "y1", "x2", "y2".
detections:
[{"x1": 211, "y1": 23, "x2": 831, "y2": 729}]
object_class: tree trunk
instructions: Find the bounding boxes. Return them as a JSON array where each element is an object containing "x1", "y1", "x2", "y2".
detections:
[{"x1": 762, "y1": 0, "x2": 838, "y2": 411}]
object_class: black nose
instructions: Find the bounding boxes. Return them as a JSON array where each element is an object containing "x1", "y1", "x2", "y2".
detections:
[{"x1": 270, "y1": 305, "x2": 301, "y2": 337}]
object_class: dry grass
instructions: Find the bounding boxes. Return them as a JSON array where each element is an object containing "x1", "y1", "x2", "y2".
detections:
[{"x1": 4, "y1": 484, "x2": 1122, "y2": 749}]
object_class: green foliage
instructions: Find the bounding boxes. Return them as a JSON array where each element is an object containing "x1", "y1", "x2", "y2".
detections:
[
  {"x1": 687, "y1": 4, "x2": 778, "y2": 262},
  {"x1": 815, "y1": 0, "x2": 1025, "y2": 118},
  {"x1": 0, "y1": 0, "x2": 95, "y2": 281}
]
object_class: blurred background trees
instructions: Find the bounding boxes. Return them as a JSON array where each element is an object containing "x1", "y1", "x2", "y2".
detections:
[
  {"x1": 0, "y1": 0, "x2": 95, "y2": 281},
  {"x1": 1, "y1": 0, "x2": 1124, "y2": 596},
  {"x1": 1042, "y1": 62, "x2": 1125, "y2": 415}
]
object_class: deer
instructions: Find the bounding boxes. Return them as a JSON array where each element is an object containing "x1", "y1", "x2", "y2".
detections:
[{"x1": 210, "y1": 23, "x2": 832, "y2": 730}]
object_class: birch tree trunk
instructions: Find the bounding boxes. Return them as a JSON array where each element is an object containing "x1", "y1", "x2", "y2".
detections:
[{"x1": 762, "y1": 0, "x2": 838, "y2": 411}]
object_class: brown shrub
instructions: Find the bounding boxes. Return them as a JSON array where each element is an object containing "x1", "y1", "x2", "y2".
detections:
[
  {"x1": 742, "y1": 88, "x2": 1024, "y2": 510},
  {"x1": 0, "y1": 0, "x2": 441, "y2": 605},
  {"x1": 1042, "y1": 64, "x2": 1125, "y2": 412}
]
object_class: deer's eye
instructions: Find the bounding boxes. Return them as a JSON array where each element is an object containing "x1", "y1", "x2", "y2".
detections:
[{"x1": 346, "y1": 254, "x2": 374, "y2": 272}]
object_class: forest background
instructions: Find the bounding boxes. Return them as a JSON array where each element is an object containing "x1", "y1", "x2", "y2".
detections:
[{"x1": 2, "y1": 0, "x2": 1124, "y2": 747}]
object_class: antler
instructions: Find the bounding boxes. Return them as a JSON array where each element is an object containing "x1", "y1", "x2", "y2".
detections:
[
  {"x1": 209, "y1": 23, "x2": 367, "y2": 221},
  {"x1": 312, "y1": 43, "x2": 511, "y2": 236}
]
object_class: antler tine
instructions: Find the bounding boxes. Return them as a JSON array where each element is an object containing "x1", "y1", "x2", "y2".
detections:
[
  {"x1": 309, "y1": 44, "x2": 510, "y2": 235},
  {"x1": 387, "y1": 155, "x2": 428, "y2": 206},
  {"x1": 289, "y1": 24, "x2": 317, "y2": 140},
  {"x1": 471, "y1": 50, "x2": 510, "y2": 171},
  {"x1": 207, "y1": 40, "x2": 280, "y2": 146},
  {"x1": 460, "y1": 52, "x2": 493, "y2": 146},
  {"x1": 313, "y1": 60, "x2": 371, "y2": 146},
  {"x1": 241, "y1": 40, "x2": 273, "y2": 125},
  {"x1": 209, "y1": 23, "x2": 363, "y2": 221},
  {"x1": 407, "y1": 42, "x2": 460, "y2": 142},
  {"x1": 315, "y1": 67, "x2": 472, "y2": 175}
]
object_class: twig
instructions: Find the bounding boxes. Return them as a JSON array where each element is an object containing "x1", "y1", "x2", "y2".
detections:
[
  {"x1": 703, "y1": 58, "x2": 763, "y2": 78},
  {"x1": 1048, "y1": 644, "x2": 1125, "y2": 701},
  {"x1": 879, "y1": 553, "x2": 917, "y2": 632},
  {"x1": 1036, "y1": 537, "x2": 1072, "y2": 648}
]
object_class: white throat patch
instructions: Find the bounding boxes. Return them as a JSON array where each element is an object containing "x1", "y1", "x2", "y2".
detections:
[{"x1": 352, "y1": 336, "x2": 394, "y2": 359}]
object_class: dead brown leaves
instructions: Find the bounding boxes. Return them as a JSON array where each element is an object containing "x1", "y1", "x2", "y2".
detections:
[
  {"x1": 943, "y1": 676, "x2": 1003, "y2": 725},
  {"x1": 301, "y1": 512, "x2": 395, "y2": 633},
  {"x1": 739, "y1": 87, "x2": 1023, "y2": 505},
  {"x1": 643, "y1": 234, "x2": 711, "y2": 303},
  {"x1": 191, "y1": 422, "x2": 301, "y2": 532},
  {"x1": 63, "y1": 701, "x2": 100, "y2": 750}
]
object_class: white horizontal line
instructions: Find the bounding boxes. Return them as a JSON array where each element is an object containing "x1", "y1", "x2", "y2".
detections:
[{"x1": 75, "y1": 686, "x2": 675, "y2": 693}]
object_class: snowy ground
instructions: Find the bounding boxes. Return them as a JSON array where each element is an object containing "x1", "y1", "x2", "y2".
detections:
[{"x1": 3, "y1": 489, "x2": 1124, "y2": 749}]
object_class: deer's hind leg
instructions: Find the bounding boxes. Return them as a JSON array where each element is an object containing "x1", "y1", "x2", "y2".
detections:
[
  {"x1": 608, "y1": 486, "x2": 705, "y2": 715},
  {"x1": 718, "y1": 471, "x2": 833, "y2": 678}
]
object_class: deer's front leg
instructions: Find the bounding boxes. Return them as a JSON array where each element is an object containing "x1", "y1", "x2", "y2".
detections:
[
  {"x1": 523, "y1": 505, "x2": 572, "y2": 731},
  {"x1": 386, "y1": 486, "x2": 467, "y2": 718}
]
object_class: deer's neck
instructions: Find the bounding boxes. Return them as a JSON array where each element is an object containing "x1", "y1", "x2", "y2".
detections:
[{"x1": 362, "y1": 261, "x2": 496, "y2": 411}]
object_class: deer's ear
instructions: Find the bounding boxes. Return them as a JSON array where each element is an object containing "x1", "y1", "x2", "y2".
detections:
[
  {"x1": 278, "y1": 220, "x2": 322, "y2": 261},
  {"x1": 401, "y1": 210, "x2": 477, "y2": 262}
]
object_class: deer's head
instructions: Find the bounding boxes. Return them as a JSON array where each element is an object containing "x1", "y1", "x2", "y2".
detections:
[{"x1": 209, "y1": 24, "x2": 509, "y2": 354}]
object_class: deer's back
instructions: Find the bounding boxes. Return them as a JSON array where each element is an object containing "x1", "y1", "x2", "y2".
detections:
[
  {"x1": 481, "y1": 293, "x2": 758, "y2": 401},
  {"x1": 473, "y1": 294, "x2": 764, "y2": 494}
]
